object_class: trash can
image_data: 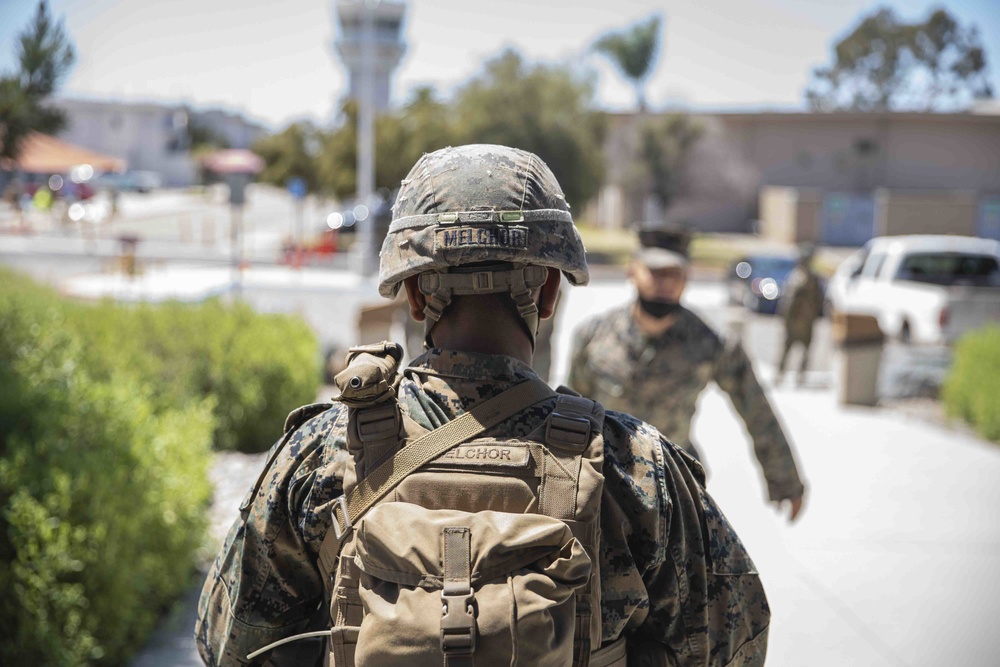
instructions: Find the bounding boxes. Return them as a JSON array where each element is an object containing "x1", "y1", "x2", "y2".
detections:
[
  {"x1": 831, "y1": 311, "x2": 885, "y2": 406},
  {"x1": 118, "y1": 234, "x2": 140, "y2": 278}
]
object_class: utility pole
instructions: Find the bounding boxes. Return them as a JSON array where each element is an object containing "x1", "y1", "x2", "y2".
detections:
[
  {"x1": 334, "y1": 0, "x2": 405, "y2": 277},
  {"x1": 354, "y1": 0, "x2": 378, "y2": 277}
]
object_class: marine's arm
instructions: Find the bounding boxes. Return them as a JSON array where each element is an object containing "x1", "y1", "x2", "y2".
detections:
[
  {"x1": 633, "y1": 436, "x2": 770, "y2": 666},
  {"x1": 713, "y1": 342, "x2": 805, "y2": 504},
  {"x1": 195, "y1": 406, "x2": 346, "y2": 667}
]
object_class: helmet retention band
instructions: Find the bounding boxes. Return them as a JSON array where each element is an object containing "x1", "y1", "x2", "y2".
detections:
[{"x1": 417, "y1": 265, "x2": 547, "y2": 349}]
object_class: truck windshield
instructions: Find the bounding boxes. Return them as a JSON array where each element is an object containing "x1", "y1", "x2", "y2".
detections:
[{"x1": 895, "y1": 253, "x2": 1000, "y2": 287}]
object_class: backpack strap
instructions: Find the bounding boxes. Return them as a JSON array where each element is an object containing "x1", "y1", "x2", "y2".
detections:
[
  {"x1": 538, "y1": 393, "x2": 603, "y2": 520},
  {"x1": 538, "y1": 393, "x2": 606, "y2": 667},
  {"x1": 318, "y1": 378, "x2": 556, "y2": 578}
]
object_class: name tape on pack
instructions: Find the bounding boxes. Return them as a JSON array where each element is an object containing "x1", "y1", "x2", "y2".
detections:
[{"x1": 436, "y1": 443, "x2": 531, "y2": 467}]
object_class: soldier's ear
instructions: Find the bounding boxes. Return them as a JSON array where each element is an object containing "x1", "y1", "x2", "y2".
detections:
[
  {"x1": 403, "y1": 276, "x2": 426, "y2": 321},
  {"x1": 538, "y1": 268, "x2": 561, "y2": 319}
]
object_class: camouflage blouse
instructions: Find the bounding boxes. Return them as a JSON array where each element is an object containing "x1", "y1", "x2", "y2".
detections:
[
  {"x1": 196, "y1": 349, "x2": 769, "y2": 666},
  {"x1": 568, "y1": 305, "x2": 805, "y2": 502}
]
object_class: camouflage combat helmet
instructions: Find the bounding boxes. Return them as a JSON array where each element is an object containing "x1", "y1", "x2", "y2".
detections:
[{"x1": 379, "y1": 144, "x2": 590, "y2": 345}]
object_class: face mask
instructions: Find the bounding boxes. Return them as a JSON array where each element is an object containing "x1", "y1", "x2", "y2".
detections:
[{"x1": 638, "y1": 296, "x2": 682, "y2": 319}]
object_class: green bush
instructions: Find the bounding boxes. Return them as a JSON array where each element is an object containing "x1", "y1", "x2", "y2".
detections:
[
  {"x1": 0, "y1": 268, "x2": 322, "y2": 453},
  {"x1": 0, "y1": 267, "x2": 321, "y2": 663},
  {"x1": 942, "y1": 325, "x2": 1000, "y2": 442},
  {"x1": 202, "y1": 302, "x2": 322, "y2": 451},
  {"x1": 0, "y1": 290, "x2": 214, "y2": 666},
  {"x1": 67, "y1": 299, "x2": 321, "y2": 452}
]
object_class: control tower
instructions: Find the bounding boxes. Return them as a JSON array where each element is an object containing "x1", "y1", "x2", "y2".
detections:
[{"x1": 333, "y1": 0, "x2": 407, "y2": 112}]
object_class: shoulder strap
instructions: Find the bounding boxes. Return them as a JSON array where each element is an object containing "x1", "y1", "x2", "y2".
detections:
[
  {"x1": 538, "y1": 393, "x2": 604, "y2": 520},
  {"x1": 318, "y1": 378, "x2": 556, "y2": 576},
  {"x1": 538, "y1": 393, "x2": 606, "y2": 667}
]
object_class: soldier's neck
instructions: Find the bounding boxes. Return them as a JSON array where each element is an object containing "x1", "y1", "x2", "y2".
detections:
[
  {"x1": 430, "y1": 318, "x2": 534, "y2": 365},
  {"x1": 632, "y1": 303, "x2": 678, "y2": 337}
]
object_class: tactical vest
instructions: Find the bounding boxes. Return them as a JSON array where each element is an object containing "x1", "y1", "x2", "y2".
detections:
[{"x1": 248, "y1": 342, "x2": 625, "y2": 666}]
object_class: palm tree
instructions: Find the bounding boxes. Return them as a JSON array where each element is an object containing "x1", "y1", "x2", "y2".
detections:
[{"x1": 593, "y1": 14, "x2": 662, "y2": 112}]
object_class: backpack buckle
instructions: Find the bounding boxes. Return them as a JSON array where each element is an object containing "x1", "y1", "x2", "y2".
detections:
[
  {"x1": 331, "y1": 495, "x2": 352, "y2": 541},
  {"x1": 545, "y1": 413, "x2": 591, "y2": 452},
  {"x1": 440, "y1": 590, "x2": 476, "y2": 656}
]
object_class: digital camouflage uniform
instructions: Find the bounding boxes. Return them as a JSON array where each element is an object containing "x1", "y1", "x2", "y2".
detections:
[
  {"x1": 196, "y1": 350, "x2": 769, "y2": 666},
  {"x1": 568, "y1": 305, "x2": 805, "y2": 503},
  {"x1": 196, "y1": 145, "x2": 769, "y2": 666},
  {"x1": 777, "y1": 264, "x2": 825, "y2": 381}
]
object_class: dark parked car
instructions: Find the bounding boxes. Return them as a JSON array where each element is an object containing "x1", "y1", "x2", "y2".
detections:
[{"x1": 727, "y1": 254, "x2": 798, "y2": 314}]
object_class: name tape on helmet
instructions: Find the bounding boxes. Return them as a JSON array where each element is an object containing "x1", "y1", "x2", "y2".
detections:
[{"x1": 435, "y1": 225, "x2": 528, "y2": 251}]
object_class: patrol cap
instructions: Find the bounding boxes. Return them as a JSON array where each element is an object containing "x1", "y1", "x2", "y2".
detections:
[{"x1": 635, "y1": 226, "x2": 691, "y2": 269}]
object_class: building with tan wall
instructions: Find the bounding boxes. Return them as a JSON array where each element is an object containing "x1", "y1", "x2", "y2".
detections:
[{"x1": 594, "y1": 107, "x2": 1000, "y2": 245}]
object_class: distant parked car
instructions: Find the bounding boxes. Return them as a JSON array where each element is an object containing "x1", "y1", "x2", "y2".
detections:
[
  {"x1": 727, "y1": 253, "x2": 798, "y2": 314},
  {"x1": 93, "y1": 170, "x2": 162, "y2": 193},
  {"x1": 826, "y1": 235, "x2": 1000, "y2": 344}
]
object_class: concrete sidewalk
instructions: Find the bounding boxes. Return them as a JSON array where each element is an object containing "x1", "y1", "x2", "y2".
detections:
[{"x1": 697, "y1": 380, "x2": 1000, "y2": 667}]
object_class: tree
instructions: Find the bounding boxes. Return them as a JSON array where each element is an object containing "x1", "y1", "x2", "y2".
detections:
[
  {"x1": 0, "y1": 2, "x2": 75, "y2": 161},
  {"x1": 187, "y1": 122, "x2": 230, "y2": 155},
  {"x1": 252, "y1": 122, "x2": 322, "y2": 193},
  {"x1": 298, "y1": 51, "x2": 603, "y2": 209},
  {"x1": 593, "y1": 14, "x2": 662, "y2": 112},
  {"x1": 310, "y1": 53, "x2": 605, "y2": 211},
  {"x1": 378, "y1": 86, "x2": 454, "y2": 189},
  {"x1": 635, "y1": 114, "x2": 702, "y2": 215},
  {"x1": 805, "y1": 7, "x2": 993, "y2": 112},
  {"x1": 309, "y1": 90, "x2": 455, "y2": 201},
  {"x1": 451, "y1": 50, "x2": 606, "y2": 212},
  {"x1": 316, "y1": 102, "x2": 357, "y2": 200}
]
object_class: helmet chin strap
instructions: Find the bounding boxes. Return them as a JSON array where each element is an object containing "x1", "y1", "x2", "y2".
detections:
[{"x1": 417, "y1": 265, "x2": 547, "y2": 351}]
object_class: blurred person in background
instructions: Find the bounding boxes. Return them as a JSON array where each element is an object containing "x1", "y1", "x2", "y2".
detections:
[
  {"x1": 568, "y1": 226, "x2": 806, "y2": 521},
  {"x1": 776, "y1": 244, "x2": 825, "y2": 387}
]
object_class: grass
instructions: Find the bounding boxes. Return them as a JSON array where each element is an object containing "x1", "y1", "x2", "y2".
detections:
[
  {"x1": 576, "y1": 225, "x2": 636, "y2": 266},
  {"x1": 576, "y1": 224, "x2": 842, "y2": 278},
  {"x1": 689, "y1": 236, "x2": 751, "y2": 271}
]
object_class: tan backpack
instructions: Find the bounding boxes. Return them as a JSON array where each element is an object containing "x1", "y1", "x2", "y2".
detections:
[{"x1": 250, "y1": 342, "x2": 625, "y2": 666}]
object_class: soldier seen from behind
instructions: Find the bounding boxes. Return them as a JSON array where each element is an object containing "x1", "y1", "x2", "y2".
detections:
[
  {"x1": 568, "y1": 227, "x2": 807, "y2": 522},
  {"x1": 196, "y1": 145, "x2": 769, "y2": 666},
  {"x1": 776, "y1": 244, "x2": 825, "y2": 387}
]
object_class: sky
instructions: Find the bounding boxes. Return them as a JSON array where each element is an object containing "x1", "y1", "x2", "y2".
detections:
[{"x1": 1, "y1": 0, "x2": 998, "y2": 130}]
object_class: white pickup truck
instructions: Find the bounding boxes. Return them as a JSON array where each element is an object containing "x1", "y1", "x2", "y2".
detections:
[{"x1": 826, "y1": 235, "x2": 1000, "y2": 344}]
